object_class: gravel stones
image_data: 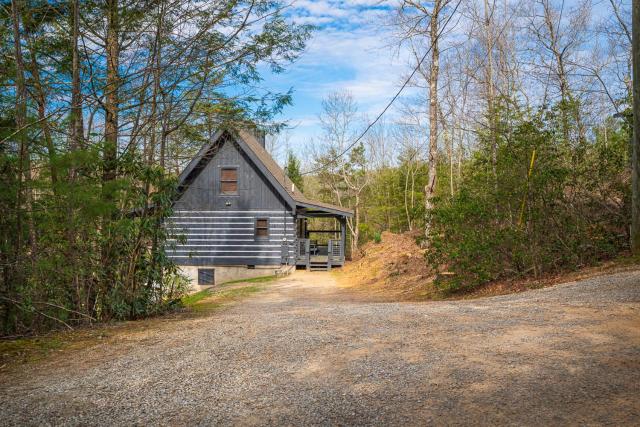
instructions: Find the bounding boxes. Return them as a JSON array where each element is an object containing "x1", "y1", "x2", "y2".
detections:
[{"x1": 1, "y1": 270, "x2": 639, "y2": 425}]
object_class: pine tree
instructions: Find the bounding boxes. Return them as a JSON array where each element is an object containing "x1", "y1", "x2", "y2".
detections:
[{"x1": 285, "y1": 151, "x2": 304, "y2": 192}]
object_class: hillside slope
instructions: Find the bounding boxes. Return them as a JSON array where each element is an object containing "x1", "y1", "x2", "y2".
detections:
[{"x1": 335, "y1": 231, "x2": 436, "y2": 300}]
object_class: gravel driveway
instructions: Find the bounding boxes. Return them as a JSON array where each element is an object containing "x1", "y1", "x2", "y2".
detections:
[{"x1": 1, "y1": 270, "x2": 639, "y2": 426}]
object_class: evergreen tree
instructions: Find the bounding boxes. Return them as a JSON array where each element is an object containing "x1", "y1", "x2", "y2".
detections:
[
  {"x1": 285, "y1": 151, "x2": 304, "y2": 192},
  {"x1": 0, "y1": 0, "x2": 311, "y2": 335}
]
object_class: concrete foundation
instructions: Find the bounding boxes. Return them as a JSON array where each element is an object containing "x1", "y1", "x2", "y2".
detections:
[{"x1": 178, "y1": 265, "x2": 280, "y2": 292}]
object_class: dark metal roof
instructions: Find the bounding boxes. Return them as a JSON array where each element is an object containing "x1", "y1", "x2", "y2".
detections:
[{"x1": 177, "y1": 129, "x2": 353, "y2": 217}]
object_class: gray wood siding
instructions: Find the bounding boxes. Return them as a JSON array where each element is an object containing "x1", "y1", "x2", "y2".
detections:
[
  {"x1": 167, "y1": 137, "x2": 299, "y2": 266},
  {"x1": 174, "y1": 138, "x2": 290, "y2": 212},
  {"x1": 165, "y1": 211, "x2": 296, "y2": 266}
]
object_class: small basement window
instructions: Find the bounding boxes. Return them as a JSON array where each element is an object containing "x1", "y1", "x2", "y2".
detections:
[
  {"x1": 198, "y1": 269, "x2": 215, "y2": 286},
  {"x1": 220, "y1": 167, "x2": 238, "y2": 195},
  {"x1": 255, "y1": 218, "x2": 269, "y2": 238}
]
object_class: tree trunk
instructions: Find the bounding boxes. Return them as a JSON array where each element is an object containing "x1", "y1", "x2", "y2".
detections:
[
  {"x1": 146, "y1": 0, "x2": 164, "y2": 167},
  {"x1": 11, "y1": 0, "x2": 35, "y2": 257},
  {"x1": 103, "y1": 0, "x2": 120, "y2": 189},
  {"x1": 424, "y1": 0, "x2": 441, "y2": 240},
  {"x1": 448, "y1": 126, "x2": 454, "y2": 197},
  {"x1": 352, "y1": 203, "x2": 360, "y2": 255},
  {"x1": 404, "y1": 166, "x2": 413, "y2": 230},
  {"x1": 101, "y1": 0, "x2": 120, "y2": 303},
  {"x1": 484, "y1": 0, "x2": 498, "y2": 206},
  {"x1": 631, "y1": 0, "x2": 640, "y2": 253},
  {"x1": 70, "y1": 0, "x2": 84, "y2": 161},
  {"x1": 27, "y1": 39, "x2": 59, "y2": 189},
  {"x1": 7, "y1": 0, "x2": 29, "y2": 334},
  {"x1": 145, "y1": 1, "x2": 167, "y2": 294}
]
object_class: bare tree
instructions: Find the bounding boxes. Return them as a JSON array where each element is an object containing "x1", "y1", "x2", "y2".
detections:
[
  {"x1": 632, "y1": 0, "x2": 640, "y2": 253},
  {"x1": 265, "y1": 128, "x2": 292, "y2": 166},
  {"x1": 482, "y1": 0, "x2": 498, "y2": 197},
  {"x1": 316, "y1": 91, "x2": 370, "y2": 254},
  {"x1": 395, "y1": 0, "x2": 454, "y2": 240},
  {"x1": 527, "y1": 0, "x2": 590, "y2": 142},
  {"x1": 394, "y1": 125, "x2": 424, "y2": 231}
]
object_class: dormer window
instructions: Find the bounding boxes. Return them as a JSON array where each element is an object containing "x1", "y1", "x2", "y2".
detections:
[{"x1": 220, "y1": 167, "x2": 238, "y2": 195}]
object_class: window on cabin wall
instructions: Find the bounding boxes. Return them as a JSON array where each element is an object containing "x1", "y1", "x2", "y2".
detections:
[
  {"x1": 220, "y1": 167, "x2": 238, "y2": 195},
  {"x1": 255, "y1": 218, "x2": 269, "y2": 238}
]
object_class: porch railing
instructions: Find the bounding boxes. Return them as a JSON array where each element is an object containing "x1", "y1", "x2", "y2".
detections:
[
  {"x1": 296, "y1": 238, "x2": 311, "y2": 268},
  {"x1": 296, "y1": 238, "x2": 344, "y2": 269},
  {"x1": 327, "y1": 239, "x2": 343, "y2": 265}
]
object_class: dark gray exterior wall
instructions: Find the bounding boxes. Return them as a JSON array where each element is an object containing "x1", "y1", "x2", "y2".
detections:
[
  {"x1": 166, "y1": 138, "x2": 296, "y2": 266},
  {"x1": 174, "y1": 137, "x2": 290, "y2": 212}
]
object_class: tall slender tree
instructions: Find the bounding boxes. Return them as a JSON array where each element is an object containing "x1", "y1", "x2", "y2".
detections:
[
  {"x1": 632, "y1": 0, "x2": 640, "y2": 253},
  {"x1": 394, "y1": 0, "x2": 453, "y2": 240}
]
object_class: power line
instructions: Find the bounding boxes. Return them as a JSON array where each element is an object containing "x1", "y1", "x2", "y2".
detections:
[{"x1": 302, "y1": 0, "x2": 462, "y2": 176}]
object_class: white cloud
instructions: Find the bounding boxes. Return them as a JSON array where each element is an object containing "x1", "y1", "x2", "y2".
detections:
[
  {"x1": 270, "y1": 0, "x2": 415, "y2": 149},
  {"x1": 296, "y1": 24, "x2": 413, "y2": 104},
  {"x1": 292, "y1": 16, "x2": 334, "y2": 25},
  {"x1": 292, "y1": 0, "x2": 349, "y2": 19}
]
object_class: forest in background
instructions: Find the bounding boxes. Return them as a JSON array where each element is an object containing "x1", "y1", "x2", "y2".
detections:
[
  {"x1": 0, "y1": 0, "x2": 634, "y2": 335},
  {"x1": 283, "y1": 0, "x2": 632, "y2": 292}
]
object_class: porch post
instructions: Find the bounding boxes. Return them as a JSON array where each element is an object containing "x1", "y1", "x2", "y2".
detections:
[{"x1": 340, "y1": 216, "x2": 346, "y2": 261}]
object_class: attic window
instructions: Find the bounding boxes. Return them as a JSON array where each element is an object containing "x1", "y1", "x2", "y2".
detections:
[
  {"x1": 255, "y1": 218, "x2": 269, "y2": 238},
  {"x1": 220, "y1": 167, "x2": 238, "y2": 195}
]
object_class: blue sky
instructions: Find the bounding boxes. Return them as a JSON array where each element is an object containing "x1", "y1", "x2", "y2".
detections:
[
  {"x1": 257, "y1": 0, "x2": 621, "y2": 165},
  {"x1": 261, "y1": 0, "x2": 407, "y2": 159}
]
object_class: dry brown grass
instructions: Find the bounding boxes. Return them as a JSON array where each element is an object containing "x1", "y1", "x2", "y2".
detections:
[{"x1": 335, "y1": 231, "x2": 438, "y2": 301}]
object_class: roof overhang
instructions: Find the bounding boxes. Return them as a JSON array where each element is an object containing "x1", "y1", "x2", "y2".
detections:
[
  {"x1": 176, "y1": 129, "x2": 225, "y2": 192},
  {"x1": 174, "y1": 128, "x2": 355, "y2": 219},
  {"x1": 296, "y1": 201, "x2": 353, "y2": 217},
  {"x1": 230, "y1": 131, "x2": 298, "y2": 211}
]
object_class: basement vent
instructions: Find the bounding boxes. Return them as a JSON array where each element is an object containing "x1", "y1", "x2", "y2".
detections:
[{"x1": 198, "y1": 269, "x2": 215, "y2": 286}]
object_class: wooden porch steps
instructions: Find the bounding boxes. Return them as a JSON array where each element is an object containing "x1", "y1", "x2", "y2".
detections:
[
  {"x1": 309, "y1": 261, "x2": 329, "y2": 272},
  {"x1": 275, "y1": 265, "x2": 295, "y2": 277}
]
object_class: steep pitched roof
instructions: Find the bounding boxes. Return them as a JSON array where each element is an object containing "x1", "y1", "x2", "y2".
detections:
[{"x1": 177, "y1": 129, "x2": 353, "y2": 217}]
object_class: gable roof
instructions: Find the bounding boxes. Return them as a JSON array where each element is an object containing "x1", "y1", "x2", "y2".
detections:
[{"x1": 176, "y1": 129, "x2": 353, "y2": 217}]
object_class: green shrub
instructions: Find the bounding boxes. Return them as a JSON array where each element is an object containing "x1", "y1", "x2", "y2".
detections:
[{"x1": 427, "y1": 101, "x2": 629, "y2": 293}]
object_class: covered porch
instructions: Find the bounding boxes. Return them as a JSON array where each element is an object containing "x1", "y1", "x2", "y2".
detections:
[{"x1": 293, "y1": 203, "x2": 350, "y2": 272}]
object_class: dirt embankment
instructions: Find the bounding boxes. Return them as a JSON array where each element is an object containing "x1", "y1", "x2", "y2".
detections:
[{"x1": 335, "y1": 231, "x2": 437, "y2": 301}]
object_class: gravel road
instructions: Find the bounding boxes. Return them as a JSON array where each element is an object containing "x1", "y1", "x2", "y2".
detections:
[{"x1": 1, "y1": 270, "x2": 639, "y2": 426}]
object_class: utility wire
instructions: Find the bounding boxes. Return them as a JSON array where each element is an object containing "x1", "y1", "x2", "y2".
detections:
[{"x1": 302, "y1": 0, "x2": 462, "y2": 176}]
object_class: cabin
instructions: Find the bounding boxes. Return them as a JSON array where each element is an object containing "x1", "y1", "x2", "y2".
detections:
[{"x1": 166, "y1": 129, "x2": 353, "y2": 290}]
